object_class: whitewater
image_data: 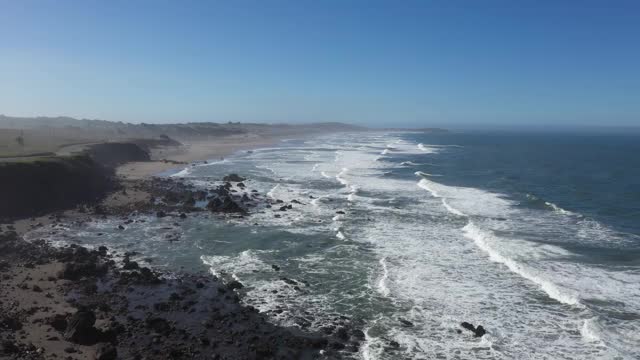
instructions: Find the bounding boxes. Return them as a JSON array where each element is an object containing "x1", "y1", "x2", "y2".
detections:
[{"x1": 26, "y1": 132, "x2": 640, "y2": 359}]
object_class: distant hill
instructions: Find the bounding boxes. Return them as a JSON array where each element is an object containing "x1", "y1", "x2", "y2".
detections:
[{"x1": 0, "y1": 115, "x2": 367, "y2": 140}]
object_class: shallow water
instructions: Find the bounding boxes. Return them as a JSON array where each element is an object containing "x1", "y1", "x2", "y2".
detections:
[{"x1": 27, "y1": 131, "x2": 640, "y2": 359}]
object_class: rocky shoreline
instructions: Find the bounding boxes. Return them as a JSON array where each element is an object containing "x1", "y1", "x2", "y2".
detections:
[{"x1": 1, "y1": 172, "x2": 364, "y2": 360}]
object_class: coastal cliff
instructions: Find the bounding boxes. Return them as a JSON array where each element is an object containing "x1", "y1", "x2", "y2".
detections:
[
  {"x1": 0, "y1": 142, "x2": 152, "y2": 219},
  {"x1": 0, "y1": 155, "x2": 114, "y2": 219}
]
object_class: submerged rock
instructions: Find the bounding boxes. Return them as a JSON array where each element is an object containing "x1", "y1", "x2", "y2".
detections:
[{"x1": 223, "y1": 174, "x2": 246, "y2": 182}]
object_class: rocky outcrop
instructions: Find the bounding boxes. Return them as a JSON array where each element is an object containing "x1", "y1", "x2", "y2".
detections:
[{"x1": 206, "y1": 185, "x2": 247, "y2": 214}]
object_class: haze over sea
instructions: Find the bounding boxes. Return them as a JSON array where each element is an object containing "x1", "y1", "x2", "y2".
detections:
[{"x1": 27, "y1": 130, "x2": 640, "y2": 359}]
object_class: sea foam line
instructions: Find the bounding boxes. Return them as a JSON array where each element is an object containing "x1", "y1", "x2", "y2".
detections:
[
  {"x1": 417, "y1": 178, "x2": 440, "y2": 198},
  {"x1": 417, "y1": 143, "x2": 439, "y2": 154},
  {"x1": 336, "y1": 168, "x2": 350, "y2": 186},
  {"x1": 377, "y1": 257, "x2": 391, "y2": 297},
  {"x1": 266, "y1": 184, "x2": 280, "y2": 199},
  {"x1": 545, "y1": 201, "x2": 574, "y2": 216},
  {"x1": 462, "y1": 222, "x2": 582, "y2": 307},
  {"x1": 414, "y1": 171, "x2": 442, "y2": 177}
]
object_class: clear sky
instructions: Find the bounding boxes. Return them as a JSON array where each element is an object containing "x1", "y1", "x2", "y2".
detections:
[{"x1": 1, "y1": 0, "x2": 639, "y2": 128}]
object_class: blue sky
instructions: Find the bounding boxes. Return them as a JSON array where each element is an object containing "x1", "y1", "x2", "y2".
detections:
[{"x1": 1, "y1": 0, "x2": 639, "y2": 128}]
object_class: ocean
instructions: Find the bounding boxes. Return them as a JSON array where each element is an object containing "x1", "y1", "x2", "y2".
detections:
[{"x1": 28, "y1": 131, "x2": 640, "y2": 359}]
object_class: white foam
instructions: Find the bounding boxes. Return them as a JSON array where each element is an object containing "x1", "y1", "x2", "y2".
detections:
[
  {"x1": 417, "y1": 143, "x2": 439, "y2": 154},
  {"x1": 266, "y1": 184, "x2": 280, "y2": 199},
  {"x1": 414, "y1": 171, "x2": 442, "y2": 177},
  {"x1": 170, "y1": 167, "x2": 192, "y2": 178},
  {"x1": 400, "y1": 161, "x2": 421, "y2": 166},
  {"x1": 377, "y1": 257, "x2": 391, "y2": 297},
  {"x1": 441, "y1": 198, "x2": 465, "y2": 216},
  {"x1": 336, "y1": 231, "x2": 346, "y2": 240},
  {"x1": 545, "y1": 201, "x2": 575, "y2": 216},
  {"x1": 462, "y1": 222, "x2": 582, "y2": 307},
  {"x1": 417, "y1": 178, "x2": 440, "y2": 198},
  {"x1": 171, "y1": 159, "x2": 229, "y2": 178},
  {"x1": 581, "y1": 318, "x2": 602, "y2": 342},
  {"x1": 336, "y1": 168, "x2": 350, "y2": 186}
]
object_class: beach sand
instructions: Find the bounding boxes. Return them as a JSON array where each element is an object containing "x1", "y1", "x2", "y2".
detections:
[{"x1": 116, "y1": 134, "x2": 283, "y2": 180}]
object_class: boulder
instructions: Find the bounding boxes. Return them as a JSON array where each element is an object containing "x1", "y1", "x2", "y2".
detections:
[
  {"x1": 460, "y1": 322, "x2": 486, "y2": 337},
  {"x1": 95, "y1": 343, "x2": 117, "y2": 360},
  {"x1": 64, "y1": 309, "x2": 98, "y2": 344},
  {"x1": 227, "y1": 280, "x2": 244, "y2": 290}
]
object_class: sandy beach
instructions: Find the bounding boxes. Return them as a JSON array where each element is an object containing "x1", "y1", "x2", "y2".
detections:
[{"x1": 116, "y1": 134, "x2": 285, "y2": 180}]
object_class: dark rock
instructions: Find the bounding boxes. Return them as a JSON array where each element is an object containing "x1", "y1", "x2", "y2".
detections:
[
  {"x1": 227, "y1": 280, "x2": 244, "y2": 290},
  {"x1": 64, "y1": 309, "x2": 98, "y2": 344},
  {"x1": 280, "y1": 277, "x2": 298, "y2": 286},
  {"x1": 335, "y1": 327, "x2": 349, "y2": 341},
  {"x1": 156, "y1": 211, "x2": 167, "y2": 218},
  {"x1": 0, "y1": 315, "x2": 22, "y2": 331},
  {"x1": 335, "y1": 210, "x2": 346, "y2": 214},
  {"x1": 1, "y1": 340, "x2": 18, "y2": 354},
  {"x1": 460, "y1": 321, "x2": 486, "y2": 337},
  {"x1": 122, "y1": 260, "x2": 139, "y2": 270},
  {"x1": 117, "y1": 225, "x2": 125, "y2": 230},
  {"x1": 399, "y1": 318, "x2": 414, "y2": 327},
  {"x1": 223, "y1": 174, "x2": 246, "y2": 182},
  {"x1": 95, "y1": 343, "x2": 117, "y2": 360},
  {"x1": 460, "y1": 322, "x2": 475, "y2": 332},
  {"x1": 58, "y1": 260, "x2": 108, "y2": 280},
  {"x1": 146, "y1": 317, "x2": 172, "y2": 334},
  {"x1": 271, "y1": 265, "x2": 280, "y2": 271},
  {"x1": 47, "y1": 314, "x2": 67, "y2": 331},
  {"x1": 179, "y1": 213, "x2": 187, "y2": 219}
]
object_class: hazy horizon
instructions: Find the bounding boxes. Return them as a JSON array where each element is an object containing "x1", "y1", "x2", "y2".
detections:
[{"x1": 1, "y1": 1, "x2": 639, "y2": 128}]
